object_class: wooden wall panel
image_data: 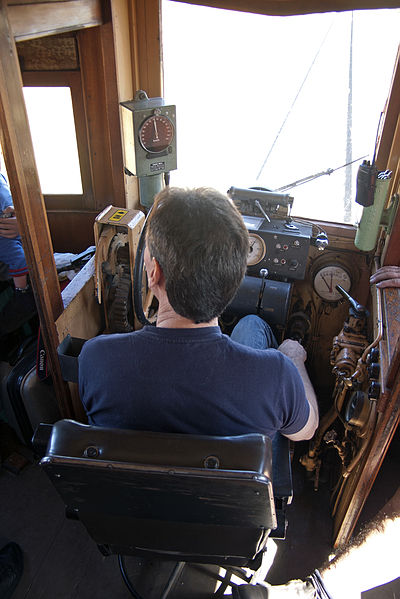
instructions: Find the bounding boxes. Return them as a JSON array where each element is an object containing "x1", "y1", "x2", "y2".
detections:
[
  {"x1": 0, "y1": 2, "x2": 74, "y2": 417},
  {"x1": 78, "y1": 23, "x2": 126, "y2": 211},
  {"x1": 110, "y1": 0, "x2": 140, "y2": 209},
  {"x1": 8, "y1": 0, "x2": 103, "y2": 41},
  {"x1": 132, "y1": 0, "x2": 162, "y2": 98},
  {"x1": 376, "y1": 46, "x2": 400, "y2": 267},
  {"x1": 47, "y1": 211, "x2": 97, "y2": 253},
  {"x1": 381, "y1": 115, "x2": 400, "y2": 267}
]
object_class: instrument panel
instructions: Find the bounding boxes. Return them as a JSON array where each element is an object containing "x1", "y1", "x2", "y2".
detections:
[{"x1": 243, "y1": 215, "x2": 312, "y2": 281}]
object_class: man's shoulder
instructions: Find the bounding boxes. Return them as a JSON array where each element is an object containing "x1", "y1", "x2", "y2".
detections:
[
  {"x1": 80, "y1": 330, "x2": 143, "y2": 359},
  {"x1": 228, "y1": 336, "x2": 288, "y2": 365}
]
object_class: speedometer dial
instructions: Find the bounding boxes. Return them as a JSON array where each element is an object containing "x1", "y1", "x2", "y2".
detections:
[
  {"x1": 248, "y1": 233, "x2": 266, "y2": 266},
  {"x1": 313, "y1": 265, "x2": 351, "y2": 301},
  {"x1": 139, "y1": 114, "x2": 174, "y2": 154}
]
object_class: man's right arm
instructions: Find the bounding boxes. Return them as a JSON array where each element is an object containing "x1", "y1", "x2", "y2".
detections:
[{"x1": 278, "y1": 339, "x2": 319, "y2": 441}]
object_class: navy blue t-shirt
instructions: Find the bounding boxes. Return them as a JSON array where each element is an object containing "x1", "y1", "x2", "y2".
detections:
[{"x1": 78, "y1": 326, "x2": 309, "y2": 439}]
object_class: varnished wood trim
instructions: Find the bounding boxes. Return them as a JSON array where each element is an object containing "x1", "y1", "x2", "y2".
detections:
[
  {"x1": 376, "y1": 46, "x2": 400, "y2": 171},
  {"x1": 333, "y1": 367, "x2": 400, "y2": 546},
  {"x1": 381, "y1": 113, "x2": 400, "y2": 266},
  {"x1": 9, "y1": 0, "x2": 103, "y2": 41},
  {"x1": 77, "y1": 23, "x2": 125, "y2": 210},
  {"x1": 0, "y1": 2, "x2": 74, "y2": 417},
  {"x1": 376, "y1": 47, "x2": 400, "y2": 266},
  {"x1": 133, "y1": 0, "x2": 162, "y2": 97}
]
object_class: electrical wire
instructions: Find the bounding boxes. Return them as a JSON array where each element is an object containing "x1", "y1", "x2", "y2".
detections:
[
  {"x1": 274, "y1": 155, "x2": 367, "y2": 193},
  {"x1": 289, "y1": 216, "x2": 326, "y2": 234},
  {"x1": 255, "y1": 19, "x2": 334, "y2": 182},
  {"x1": 307, "y1": 569, "x2": 334, "y2": 599},
  {"x1": 118, "y1": 555, "x2": 146, "y2": 599}
]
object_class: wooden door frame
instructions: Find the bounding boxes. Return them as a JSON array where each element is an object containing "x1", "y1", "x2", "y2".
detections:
[{"x1": 0, "y1": 0, "x2": 103, "y2": 417}]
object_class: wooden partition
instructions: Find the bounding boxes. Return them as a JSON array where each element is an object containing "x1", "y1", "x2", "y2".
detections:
[
  {"x1": 0, "y1": 2, "x2": 78, "y2": 417},
  {"x1": 0, "y1": 0, "x2": 164, "y2": 417}
]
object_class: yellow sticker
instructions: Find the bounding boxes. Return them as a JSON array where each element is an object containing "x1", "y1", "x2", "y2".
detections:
[{"x1": 109, "y1": 209, "x2": 128, "y2": 222}]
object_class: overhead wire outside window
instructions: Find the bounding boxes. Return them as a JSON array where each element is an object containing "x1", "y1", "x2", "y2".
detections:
[{"x1": 162, "y1": 1, "x2": 399, "y2": 224}]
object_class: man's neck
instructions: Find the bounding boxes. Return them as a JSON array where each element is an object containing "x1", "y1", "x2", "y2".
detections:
[{"x1": 156, "y1": 300, "x2": 218, "y2": 329}]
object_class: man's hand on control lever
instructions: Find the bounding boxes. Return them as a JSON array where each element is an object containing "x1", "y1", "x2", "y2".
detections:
[{"x1": 278, "y1": 338, "x2": 307, "y2": 363}]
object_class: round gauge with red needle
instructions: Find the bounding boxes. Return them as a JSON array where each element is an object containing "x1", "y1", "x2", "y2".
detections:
[
  {"x1": 139, "y1": 114, "x2": 174, "y2": 154},
  {"x1": 313, "y1": 264, "x2": 351, "y2": 301}
]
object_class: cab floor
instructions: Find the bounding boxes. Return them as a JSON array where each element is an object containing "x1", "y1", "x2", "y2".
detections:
[{"x1": 0, "y1": 436, "x2": 398, "y2": 599}]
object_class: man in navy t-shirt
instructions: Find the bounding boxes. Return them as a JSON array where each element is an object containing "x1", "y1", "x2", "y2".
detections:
[{"x1": 79, "y1": 187, "x2": 318, "y2": 440}]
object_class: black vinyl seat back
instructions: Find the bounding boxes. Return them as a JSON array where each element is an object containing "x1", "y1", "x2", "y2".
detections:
[{"x1": 38, "y1": 420, "x2": 277, "y2": 567}]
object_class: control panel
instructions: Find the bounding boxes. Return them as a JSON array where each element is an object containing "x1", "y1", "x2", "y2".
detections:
[{"x1": 243, "y1": 215, "x2": 312, "y2": 281}]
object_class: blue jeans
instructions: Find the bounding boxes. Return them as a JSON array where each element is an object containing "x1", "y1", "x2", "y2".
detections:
[{"x1": 230, "y1": 314, "x2": 278, "y2": 350}]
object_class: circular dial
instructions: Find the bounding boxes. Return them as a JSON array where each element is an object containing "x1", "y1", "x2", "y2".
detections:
[
  {"x1": 313, "y1": 264, "x2": 351, "y2": 301},
  {"x1": 248, "y1": 233, "x2": 266, "y2": 266},
  {"x1": 139, "y1": 114, "x2": 174, "y2": 153}
]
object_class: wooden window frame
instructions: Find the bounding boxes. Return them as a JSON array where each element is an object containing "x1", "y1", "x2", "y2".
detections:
[{"x1": 22, "y1": 70, "x2": 93, "y2": 211}]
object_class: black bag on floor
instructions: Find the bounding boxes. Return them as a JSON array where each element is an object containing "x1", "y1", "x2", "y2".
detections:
[{"x1": 4, "y1": 346, "x2": 59, "y2": 446}]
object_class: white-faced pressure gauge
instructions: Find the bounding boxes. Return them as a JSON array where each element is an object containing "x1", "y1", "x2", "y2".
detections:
[
  {"x1": 248, "y1": 233, "x2": 266, "y2": 266},
  {"x1": 313, "y1": 264, "x2": 352, "y2": 301},
  {"x1": 139, "y1": 114, "x2": 174, "y2": 154}
]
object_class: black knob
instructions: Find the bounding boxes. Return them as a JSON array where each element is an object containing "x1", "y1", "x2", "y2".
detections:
[
  {"x1": 368, "y1": 381, "x2": 381, "y2": 400},
  {"x1": 84, "y1": 446, "x2": 99, "y2": 458},
  {"x1": 204, "y1": 455, "x2": 220, "y2": 469},
  {"x1": 368, "y1": 362, "x2": 380, "y2": 380}
]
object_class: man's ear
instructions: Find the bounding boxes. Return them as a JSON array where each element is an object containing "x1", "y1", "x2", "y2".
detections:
[{"x1": 147, "y1": 257, "x2": 164, "y2": 288}]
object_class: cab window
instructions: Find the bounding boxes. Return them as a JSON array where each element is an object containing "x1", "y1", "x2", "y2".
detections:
[
  {"x1": 161, "y1": 2, "x2": 399, "y2": 224},
  {"x1": 23, "y1": 85, "x2": 83, "y2": 195}
]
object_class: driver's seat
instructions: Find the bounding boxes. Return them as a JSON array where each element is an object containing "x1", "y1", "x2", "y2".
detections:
[{"x1": 33, "y1": 419, "x2": 292, "y2": 597}]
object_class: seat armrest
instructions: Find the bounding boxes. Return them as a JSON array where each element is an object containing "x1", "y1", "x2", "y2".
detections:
[
  {"x1": 271, "y1": 434, "x2": 293, "y2": 539},
  {"x1": 272, "y1": 434, "x2": 293, "y2": 502},
  {"x1": 32, "y1": 423, "x2": 54, "y2": 457}
]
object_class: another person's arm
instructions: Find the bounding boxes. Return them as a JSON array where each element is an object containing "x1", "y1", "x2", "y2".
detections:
[
  {"x1": 0, "y1": 206, "x2": 19, "y2": 239},
  {"x1": 278, "y1": 339, "x2": 319, "y2": 441},
  {"x1": 370, "y1": 265, "x2": 400, "y2": 288}
]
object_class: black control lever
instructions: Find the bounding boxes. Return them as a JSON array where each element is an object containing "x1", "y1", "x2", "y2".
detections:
[
  {"x1": 335, "y1": 285, "x2": 368, "y2": 318},
  {"x1": 256, "y1": 268, "x2": 268, "y2": 314},
  {"x1": 255, "y1": 200, "x2": 271, "y2": 223}
]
